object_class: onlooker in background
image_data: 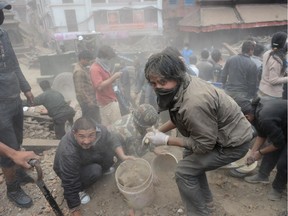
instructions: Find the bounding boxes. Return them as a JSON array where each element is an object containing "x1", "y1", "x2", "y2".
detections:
[
  {"x1": 108, "y1": 104, "x2": 159, "y2": 158},
  {"x1": 221, "y1": 40, "x2": 257, "y2": 100},
  {"x1": 181, "y1": 43, "x2": 193, "y2": 65},
  {"x1": 236, "y1": 97, "x2": 287, "y2": 201},
  {"x1": 250, "y1": 43, "x2": 265, "y2": 88},
  {"x1": 0, "y1": 2, "x2": 35, "y2": 208},
  {"x1": 258, "y1": 32, "x2": 288, "y2": 99},
  {"x1": 24, "y1": 80, "x2": 75, "y2": 139},
  {"x1": 197, "y1": 49, "x2": 214, "y2": 81},
  {"x1": 53, "y1": 117, "x2": 130, "y2": 216},
  {"x1": 143, "y1": 52, "x2": 252, "y2": 216},
  {"x1": 189, "y1": 55, "x2": 199, "y2": 77},
  {"x1": 73, "y1": 50, "x2": 101, "y2": 124},
  {"x1": 210, "y1": 49, "x2": 223, "y2": 82},
  {"x1": 90, "y1": 45, "x2": 122, "y2": 126}
]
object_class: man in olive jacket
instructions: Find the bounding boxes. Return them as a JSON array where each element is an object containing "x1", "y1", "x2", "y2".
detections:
[{"x1": 143, "y1": 52, "x2": 253, "y2": 216}]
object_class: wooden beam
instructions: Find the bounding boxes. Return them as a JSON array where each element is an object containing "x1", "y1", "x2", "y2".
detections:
[{"x1": 22, "y1": 138, "x2": 60, "y2": 152}]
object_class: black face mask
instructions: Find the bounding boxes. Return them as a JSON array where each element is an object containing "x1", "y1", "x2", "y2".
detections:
[
  {"x1": 155, "y1": 85, "x2": 179, "y2": 110},
  {"x1": 0, "y1": 10, "x2": 4, "y2": 26}
]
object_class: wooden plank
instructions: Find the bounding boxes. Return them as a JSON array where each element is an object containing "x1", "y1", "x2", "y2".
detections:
[{"x1": 22, "y1": 138, "x2": 60, "y2": 152}]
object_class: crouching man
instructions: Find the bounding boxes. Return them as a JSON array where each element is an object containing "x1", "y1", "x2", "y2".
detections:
[{"x1": 53, "y1": 117, "x2": 124, "y2": 216}]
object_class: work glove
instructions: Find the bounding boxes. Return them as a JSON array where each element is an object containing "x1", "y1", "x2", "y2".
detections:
[{"x1": 142, "y1": 130, "x2": 169, "y2": 148}]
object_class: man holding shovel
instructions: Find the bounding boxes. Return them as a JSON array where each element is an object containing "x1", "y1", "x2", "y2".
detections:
[{"x1": 0, "y1": 1, "x2": 35, "y2": 208}]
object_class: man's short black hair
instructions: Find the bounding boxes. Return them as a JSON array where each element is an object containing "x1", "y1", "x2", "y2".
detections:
[
  {"x1": 242, "y1": 40, "x2": 255, "y2": 54},
  {"x1": 39, "y1": 80, "x2": 51, "y2": 91},
  {"x1": 73, "y1": 117, "x2": 96, "y2": 132},
  {"x1": 78, "y1": 50, "x2": 94, "y2": 61},
  {"x1": 200, "y1": 49, "x2": 210, "y2": 60},
  {"x1": 97, "y1": 45, "x2": 116, "y2": 59}
]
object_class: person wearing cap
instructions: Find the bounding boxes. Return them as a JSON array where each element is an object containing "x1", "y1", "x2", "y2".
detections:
[
  {"x1": 221, "y1": 40, "x2": 258, "y2": 100},
  {"x1": 235, "y1": 97, "x2": 287, "y2": 201},
  {"x1": 0, "y1": 2, "x2": 35, "y2": 208},
  {"x1": 142, "y1": 51, "x2": 253, "y2": 215},
  {"x1": 73, "y1": 50, "x2": 101, "y2": 124},
  {"x1": 258, "y1": 31, "x2": 288, "y2": 99},
  {"x1": 90, "y1": 45, "x2": 122, "y2": 126},
  {"x1": 53, "y1": 117, "x2": 132, "y2": 216},
  {"x1": 108, "y1": 103, "x2": 159, "y2": 159}
]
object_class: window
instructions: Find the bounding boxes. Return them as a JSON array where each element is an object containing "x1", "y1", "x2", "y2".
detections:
[
  {"x1": 184, "y1": 0, "x2": 194, "y2": 5},
  {"x1": 91, "y1": 0, "x2": 106, "y2": 3},
  {"x1": 133, "y1": 10, "x2": 144, "y2": 23},
  {"x1": 94, "y1": 11, "x2": 108, "y2": 25},
  {"x1": 169, "y1": 0, "x2": 177, "y2": 5},
  {"x1": 107, "y1": 11, "x2": 119, "y2": 24},
  {"x1": 119, "y1": 9, "x2": 133, "y2": 24},
  {"x1": 144, "y1": 9, "x2": 157, "y2": 22},
  {"x1": 65, "y1": 10, "x2": 78, "y2": 32}
]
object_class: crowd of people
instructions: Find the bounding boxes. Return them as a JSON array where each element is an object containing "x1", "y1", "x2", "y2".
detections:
[{"x1": 0, "y1": 1, "x2": 286, "y2": 215}]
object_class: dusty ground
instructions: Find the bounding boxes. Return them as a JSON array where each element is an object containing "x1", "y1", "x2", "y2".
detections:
[{"x1": 0, "y1": 62, "x2": 287, "y2": 216}]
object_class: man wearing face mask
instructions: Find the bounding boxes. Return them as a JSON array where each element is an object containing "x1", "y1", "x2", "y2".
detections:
[
  {"x1": 142, "y1": 52, "x2": 253, "y2": 216},
  {"x1": 53, "y1": 117, "x2": 130, "y2": 216},
  {"x1": 0, "y1": 1, "x2": 35, "y2": 208}
]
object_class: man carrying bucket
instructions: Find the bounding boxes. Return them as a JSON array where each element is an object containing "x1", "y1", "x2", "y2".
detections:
[{"x1": 142, "y1": 51, "x2": 253, "y2": 216}]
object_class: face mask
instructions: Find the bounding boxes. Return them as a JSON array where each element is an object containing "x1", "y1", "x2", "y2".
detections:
[{"x1": 155, "y1": 85, "x2": 179, "y2": 110}]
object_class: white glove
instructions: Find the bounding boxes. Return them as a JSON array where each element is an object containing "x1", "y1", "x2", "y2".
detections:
[{"x1": 143, "y1": 131, "x2": 169, "y2": 147}]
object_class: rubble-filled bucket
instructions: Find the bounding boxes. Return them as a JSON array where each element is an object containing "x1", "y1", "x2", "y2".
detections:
[{"x1": 115, "y1": 158, "x2": 154, "y2": 209}]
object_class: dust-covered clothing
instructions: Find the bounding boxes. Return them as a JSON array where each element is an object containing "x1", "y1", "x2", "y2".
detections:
[
  {"x1": 196, "y1": 59, "x2": 214, "y2": 81},
  {"x1": 53, "y1": 124, "x2": 120, "y2": 209},
  {"x1": 221, "y1": 53, "x2": 258, "y2": 99},
  {"x1": 29, "y1": 89, "x2": 75, "y2": 139},
  {"x1": 254, "y1": 99, "x2": 287, "y2": 193},
  {"x1": 90, "y1": 60, "x2": 121, "y2": 125},
  {"x1": 258, "y1": 50, "x2": 288, "y2": 98},
  {"x1": 90, "y1": 61, "x2": 118, "y2": 107},
  {"x1": 0, "y1": 28, "x2": 31, "y2": 167},
  {"x1": 168, "y1": 75, "x2": 253, "y2": 216},
  {"x1": 170, "y1": 76, "x2": 253, "y2": 153},
  {"x1": 108, "y1": 113, "x2": 148, "y2": 157},
  {"x1": 73, "y1": 62, "x2": 101, "y2": 123}
]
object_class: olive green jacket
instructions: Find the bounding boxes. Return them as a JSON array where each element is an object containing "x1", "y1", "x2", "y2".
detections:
[{"x1": 169, "y1": 75, "x2": 253, "y2": 154}]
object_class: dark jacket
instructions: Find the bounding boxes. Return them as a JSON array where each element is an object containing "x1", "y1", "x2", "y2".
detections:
[
  {"x1": 0, "y1": 28, "x2": 31, "y2": 100},
  {"x1": 255, "y1": 99, "x2": 287, "y2": 149},
  {"x1": 221, "y1": 54, "x2": 258, "y2": 99},
  {"x1": 53, "y1": 124, "x2": 120, "y2": 209},
  {"x1": 32, "y1": 89, "x2": 75, "y2": 120}
]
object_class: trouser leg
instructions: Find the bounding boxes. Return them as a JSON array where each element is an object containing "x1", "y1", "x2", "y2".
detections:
[
  {"x1": 272, "y1": 146, "x2": 287, "y2": 193},
  {"x1": 80, "y1": 163, "x2": 103, "y2": 189},
  {"x1": 258, "y1": 149, "x2": 281, "y2": 178},
  {"x1": 175, "y1": 142, "x2": 249, "y2": 216},
  {"x1": 176, "y1": 173, "x2": 208, "y2": 216}
]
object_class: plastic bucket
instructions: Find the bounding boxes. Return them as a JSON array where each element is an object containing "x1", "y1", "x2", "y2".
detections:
[
  {"x1": 152, "y1": 153, "x2": 178, "y2": 173},
  {"x1": 115, "y1": 158, "x2": 154, "y2": 209}
]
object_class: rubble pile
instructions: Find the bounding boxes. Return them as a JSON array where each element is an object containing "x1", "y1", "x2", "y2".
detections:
[{"x1": 23, "y1": 117, "x2": 55, "y2": 140}]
